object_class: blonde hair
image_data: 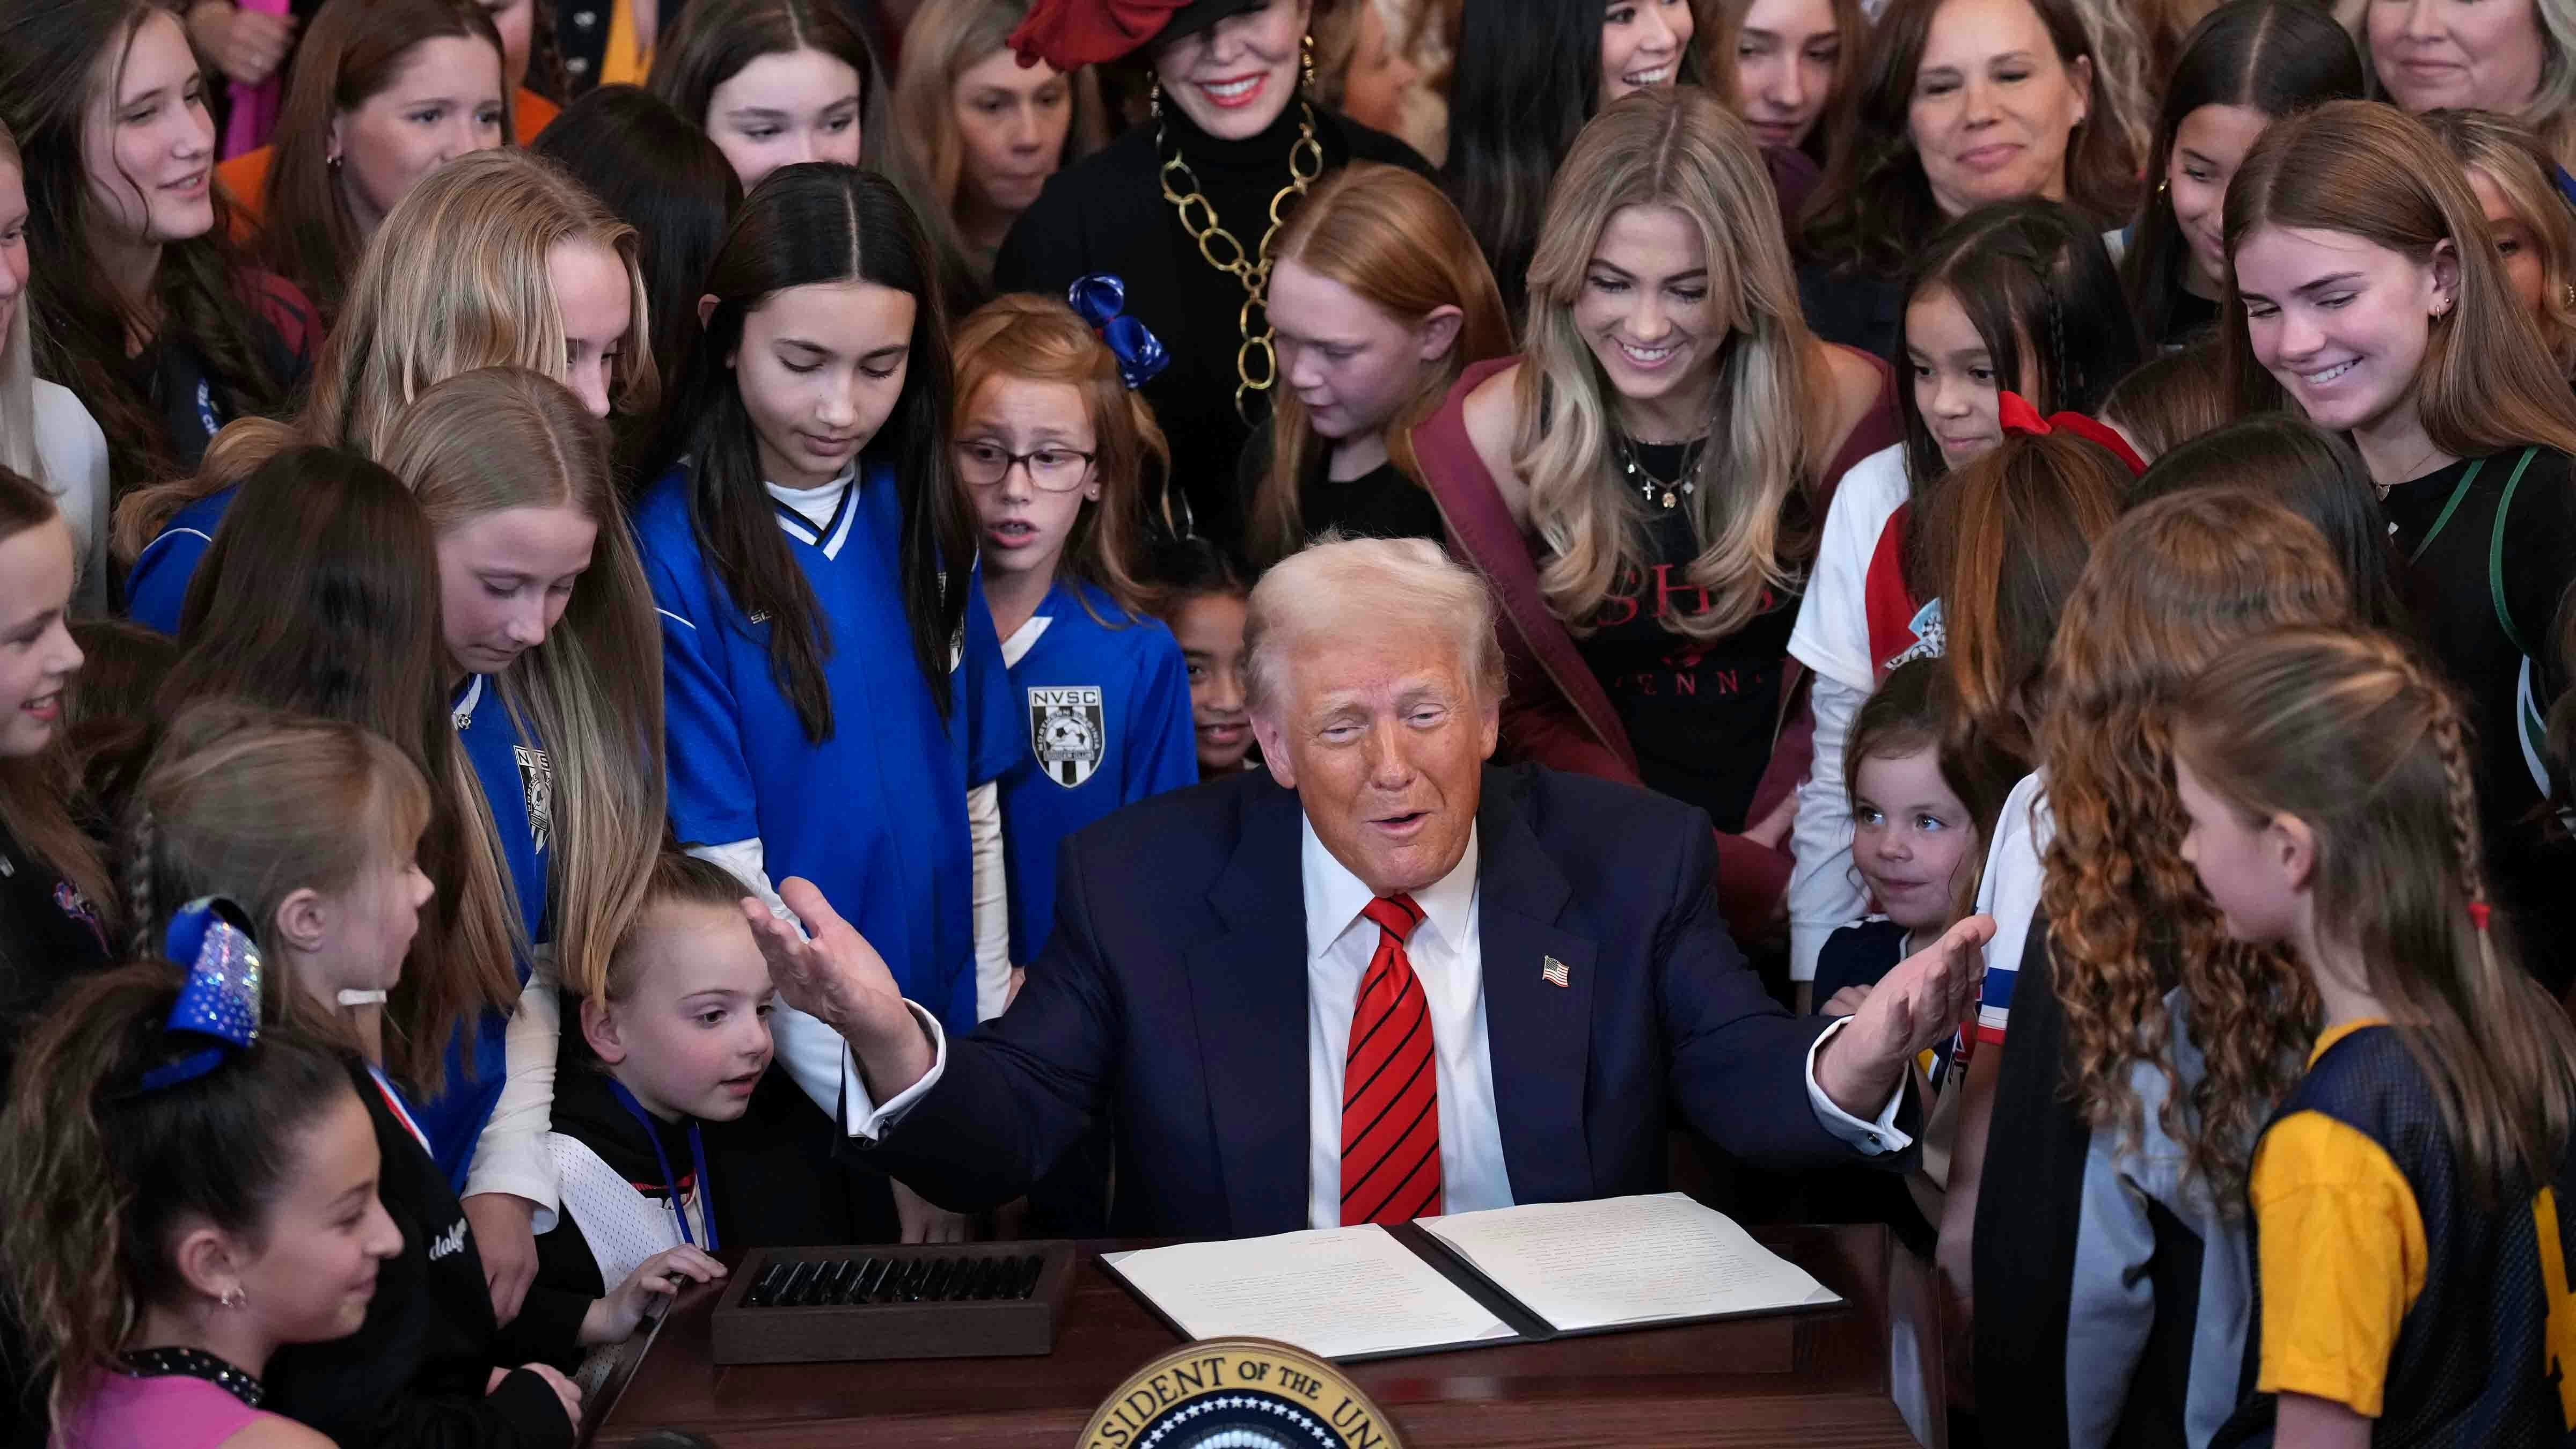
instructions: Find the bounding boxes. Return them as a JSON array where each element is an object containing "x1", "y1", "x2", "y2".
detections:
[
  {"x1": 2044, "y1": 490, "x2": 2353, "y2": 1197},
  {"x1": 1249, "y1": 163, "x2": 1512, "y2": 572},
  {"x1": 950, "y1": 295, "x2": 1163, "y2": 621},
  {"x1": 2177, "y1": 626, "x2": 2576, "y2": 1200},
  {"x1": 375, "y1": 368, "x2": 665, "y2": 1008},
  {"x1": 1519, "y1": 86, "x2": 1835, "y2": 641},
  {"x1": 126, "y1": 700, "x2": 434, "y2": 1042},
  {"x1": 115, "y1": 149, "x2": 656, "y2": 558},
  {"x1": 1243, "y1": 534, "x2": 1504, "y2": 719},
  {"x1": 891, "y1": 0, "x2": 1102, "y2": 271},
  {"x1": 2421, "y1": 107, "x2": 2576, "y2": 377},
  {"x1": 2362, "y1": 2, "x2": 2576, "y2": 169},
  {"x1": 2223, "y1": 101, "x2": 2576, "y2": 458}
]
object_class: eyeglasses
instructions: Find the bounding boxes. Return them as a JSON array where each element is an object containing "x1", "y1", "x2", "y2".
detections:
[{"x1": 954, "y1": 440, "x2": 1096, "y2": 492}]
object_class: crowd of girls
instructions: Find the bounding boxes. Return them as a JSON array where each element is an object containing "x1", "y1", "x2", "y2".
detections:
[{"x1": 8, "y1": 0, "x2": 2576, "y2": 1443}]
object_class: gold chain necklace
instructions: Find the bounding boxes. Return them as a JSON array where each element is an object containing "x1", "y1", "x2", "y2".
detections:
[{"x1": 1152, "y1": 97, "x2": 1325, "y2": 423}]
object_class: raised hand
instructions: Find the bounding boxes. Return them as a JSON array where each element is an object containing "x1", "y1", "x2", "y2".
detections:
[
  {"x1": 1815, "y1": 914, "x2": 1995, "y2": 1119},
  {"x1": 741, "y1": 877, "x2": 934, "y2": 1096}
]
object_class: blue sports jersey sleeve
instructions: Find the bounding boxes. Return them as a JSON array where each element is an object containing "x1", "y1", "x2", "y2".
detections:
[
  {"x1": 958, "y1": 565, "x2": 1020, "y2": 788},
  {"x1": 635, "y1": 497, "x2": 763, "y2": 848},
  {"x1": 125, "y1": 489, "x2": 238, "y2": 634}
]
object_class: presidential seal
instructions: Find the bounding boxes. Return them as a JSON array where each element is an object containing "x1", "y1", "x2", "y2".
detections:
[{"x1": 1080, "y1": 1338, "x2": 1406, "y2": 1449}]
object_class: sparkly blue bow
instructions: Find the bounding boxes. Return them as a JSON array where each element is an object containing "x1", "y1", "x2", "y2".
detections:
[
  {"x1": 1067, "y1": 274, "x2": 1169, "y2": 390},
  {"x1": 136, "y1": 898, "x2": 264, "y2": 1093}
]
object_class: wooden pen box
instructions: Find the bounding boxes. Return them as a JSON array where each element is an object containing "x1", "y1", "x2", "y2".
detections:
[{"x1": 709, "y1": 1242, "x2": 1077, "y2": 1365}]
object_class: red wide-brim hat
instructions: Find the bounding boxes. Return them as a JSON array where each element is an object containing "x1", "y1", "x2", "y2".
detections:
[{"x1": 1008, "y1": 0, "x2": 1271, "y2": 72}]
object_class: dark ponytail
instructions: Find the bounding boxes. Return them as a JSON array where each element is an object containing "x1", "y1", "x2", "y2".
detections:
[{"x1": 0, "y1": 964, "x2": 353, "y2": 1421}]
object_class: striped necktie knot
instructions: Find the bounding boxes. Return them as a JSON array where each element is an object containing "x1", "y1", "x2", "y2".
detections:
[{"x1": 1361, "y1": 892, "x2": 1424, "y2": 942}]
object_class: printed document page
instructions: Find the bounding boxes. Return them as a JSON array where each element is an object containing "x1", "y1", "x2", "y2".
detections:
[
  {"x1": 1418, "y1": 1192, "x2": 1840, "y2": 1332},
  {"x1": 1102, "y1": 1225, "x2": 1518, "y2": 1359}
]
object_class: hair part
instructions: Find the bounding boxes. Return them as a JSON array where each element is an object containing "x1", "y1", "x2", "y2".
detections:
[
  {"x1": 257, "y1": 0, "x2": 512, "y2": 323},
  {"x1": 376, "y1": 367, "x2": 667, "y2": 1022},
  {"x1": 2120, "y1": 1, "x2": 2364, "y2": 347},
  {"x1": 598, "y1": 851, "x2": 755, "y2": 1004},
  {"x1": 1, "y1": 964, "x2": 355, "y2": 1424},
  {"x1": 1897, "y1": 200, "x2": 2142, "y2": 551},
  {"x1": 1519, "y1": 86, "x2": 1835, "y2": 643},
  {"x1": 116, "y1": 148, "x2": 656, "y2": 559},
  {"x1": 1242, "y1": 533, "x2": 1504, "y2": 720},
  {"x1": 1249, "y1": 163, "x2": 1512, "y2": 573},
  {"x1": 1801, "y1": 0, "x2": 2142, "y2": 279},
  {"x1": 950, "y1": 294, "x2": 1167, "y2": 620},
  {"x1": 642, "y1": 162, "x2": 970, "y2": 741},
  {"x1": 2042, "y1": 488, "x2": 2355, "y2": 1198},
  {"x1": 2, "y1": 0, "x2": 291, "y2": 487},
  {"x1": 530, "y1": 84, "x2": 742, "y2": 474},
  {"x1": 2221, "y1": 101, "x2": 2576, "y2": 460},
  {"x1": 154, "y1": 447, "x2": 515, "y2": 1089},
  {"x1": 2176, "y1": 625, "x2": 2576, "y2": 1201}
]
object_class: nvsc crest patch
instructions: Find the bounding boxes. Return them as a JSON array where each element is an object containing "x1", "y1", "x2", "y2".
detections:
[
  {"x1": 1028, "y1": 685, "x2": 1107, "y2": 789},
  {"x1": 1081, "y1": 1337, "x2": 1406, "y2": 1449}
]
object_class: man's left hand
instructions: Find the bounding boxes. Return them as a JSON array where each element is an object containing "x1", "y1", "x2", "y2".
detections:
[{"x1": 1814, "y1": 914, "x2": 1994, "y2": 1119}]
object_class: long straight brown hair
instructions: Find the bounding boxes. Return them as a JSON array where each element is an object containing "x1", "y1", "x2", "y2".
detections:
[
  {"x1": 1248, "y1": 163, "x2": 1511, "y2": 573},
  {"x1": 256, "y1": 0, "x2": 511, "y2": 324},
  {"x1": 2221, "y1": 100, "x2": 2576, "y2": 459},
  {"x1": 2178, "y1": 626, "x2": 2576, "y2": 1201},
  {"x1": 1922, "y1": 431, "x2": 2128, "y2": 768}
]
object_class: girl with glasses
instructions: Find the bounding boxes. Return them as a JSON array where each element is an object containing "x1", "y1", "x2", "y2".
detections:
[{"x1": 952, "y1": 291, "x2": 1197, "y2": 1013}]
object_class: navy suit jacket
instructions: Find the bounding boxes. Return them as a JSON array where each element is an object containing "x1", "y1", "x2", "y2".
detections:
[{"x1": 874, "y1": 763, "x2": 1893, "y2": 1239}]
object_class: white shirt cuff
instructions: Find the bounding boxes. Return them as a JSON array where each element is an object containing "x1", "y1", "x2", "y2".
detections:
[
  {"x1": 843, "y1": 1001, "x2": 949, "y2": 1140},
  {"x1": 1803, "y1": 1016, "x2": 1914, "y2": 1155}
]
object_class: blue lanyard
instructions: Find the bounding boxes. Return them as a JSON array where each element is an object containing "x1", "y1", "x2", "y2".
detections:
[{"x1": 605, "y1": 1079, "x2": 718, "y2": 1250}]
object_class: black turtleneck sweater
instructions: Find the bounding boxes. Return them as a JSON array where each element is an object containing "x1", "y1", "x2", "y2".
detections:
[{"x1": 993, "y1": 94, "x2": 1429, "y2": 560}]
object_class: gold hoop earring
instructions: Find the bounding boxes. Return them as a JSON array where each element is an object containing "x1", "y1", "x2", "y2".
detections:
[{"x1": 1301, "y1": 32, "x2": 1317, "y2": 91}]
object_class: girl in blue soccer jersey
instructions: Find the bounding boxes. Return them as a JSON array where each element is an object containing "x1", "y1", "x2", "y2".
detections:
[
  {"x1": 2175, "y1": 628, "x2": 2576, "y2": 1448},
  {"x1": 631, "y1": 163, "x2": 1017, "y2": 1153},
  {"x1": 950, "y1": 289, "x2": 1197, "y2": 1011},
  {"x1": 373, "y1": 367, "x2": 667, "y2": 1305}
]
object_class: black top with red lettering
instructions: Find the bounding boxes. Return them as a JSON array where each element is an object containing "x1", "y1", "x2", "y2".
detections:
[{"x1": 1575, "y1": 443, "x2": 1800, "y2": 832}]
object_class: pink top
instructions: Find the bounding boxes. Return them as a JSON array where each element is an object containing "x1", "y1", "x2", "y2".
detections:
[{"x1": 60, "y1": 1372, "x2": 275, "y2": 1449}]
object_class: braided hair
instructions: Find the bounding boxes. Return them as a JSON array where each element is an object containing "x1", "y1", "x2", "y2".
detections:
[{"x1": 2175, "y1": 626, "x2": 2576, "y2": 1202}]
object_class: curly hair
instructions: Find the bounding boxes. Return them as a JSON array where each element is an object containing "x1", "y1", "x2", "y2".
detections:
[{"x1": 2040, "y1": 488, "x2": 2352, "y2": 1198}]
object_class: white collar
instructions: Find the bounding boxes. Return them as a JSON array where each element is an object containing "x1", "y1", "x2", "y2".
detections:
[{"x1": 1299, "y1": 816, "x2": 1480, "y2": 962}]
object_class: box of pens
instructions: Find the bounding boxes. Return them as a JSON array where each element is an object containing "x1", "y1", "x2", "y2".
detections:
[{"x1": 708, "y1": 1241, "x2": 1077, "y2": 1364}]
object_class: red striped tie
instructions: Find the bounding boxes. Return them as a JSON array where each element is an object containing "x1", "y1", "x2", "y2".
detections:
[{"x1": 1340, "y1": 893, "x2": 1442, "y2": 1226}]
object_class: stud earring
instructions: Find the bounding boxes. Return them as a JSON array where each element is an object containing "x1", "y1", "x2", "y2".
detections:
[{"x1": 219, "y1": 1286, "x2": 246, "y2": 1309}]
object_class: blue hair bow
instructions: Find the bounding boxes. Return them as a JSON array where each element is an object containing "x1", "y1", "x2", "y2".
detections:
[
  {"x1": 1067, "y1": 274, "x2": 1169, "y2": 390},
  {"x1": 136, "y1": 898, "x2": 264, "y2": 1093}
]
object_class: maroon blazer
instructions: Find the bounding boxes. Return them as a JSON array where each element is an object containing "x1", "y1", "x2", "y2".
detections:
[{"x1": 1407, "y1": 349, "x2": 1901, "y2": 932}]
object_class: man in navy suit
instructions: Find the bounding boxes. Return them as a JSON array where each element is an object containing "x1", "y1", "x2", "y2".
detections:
[{"x1": 751, "y1": 537, "x2": 1992, "y2": 1239}]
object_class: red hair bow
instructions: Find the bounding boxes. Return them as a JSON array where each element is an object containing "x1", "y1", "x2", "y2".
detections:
[
  {"x1": 1997, "y1": 390, "x2": 2148, "y2": 478},
  {"x1": 1007, "y1": 0, "x2": 1189, "y2": 71}
]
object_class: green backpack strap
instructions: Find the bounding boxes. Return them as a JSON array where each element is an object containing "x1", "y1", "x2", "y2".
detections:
[{"x1": 2489, "y1": 446, "x2": 2543, "y2": 657}]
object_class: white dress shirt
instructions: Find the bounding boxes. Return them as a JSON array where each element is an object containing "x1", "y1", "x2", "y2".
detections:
[{"x1": 846, "y1": 815, "x2": 1917, "y2": 1209}]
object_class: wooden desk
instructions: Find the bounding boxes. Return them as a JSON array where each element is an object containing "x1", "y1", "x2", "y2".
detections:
[{"x1": 594, "y1": 1224, "x2": 1943, "y2": 1448}]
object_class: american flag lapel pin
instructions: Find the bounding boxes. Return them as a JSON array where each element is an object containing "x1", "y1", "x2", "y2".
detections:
[{"x1": 1541, "y1": 956, "x2": 1570, "y2": 989}]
